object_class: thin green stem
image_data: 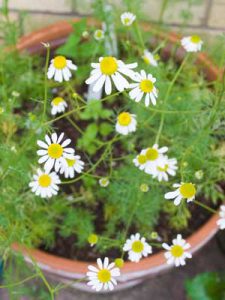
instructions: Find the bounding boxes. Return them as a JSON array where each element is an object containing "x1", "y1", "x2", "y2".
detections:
[
  {"x1": 42, "y1": 44, "x2": 50, "y2": 121},
  {"x1": 61, "y1": 135, "x2": 120, "y2": 185},
  {"x1": 0, "y1": 274, "x2": 38, "y2": 289},
  {"x1": 193, "y1": 200, "x2": 217, "y2": 214},
  {"x1": 134, "y1": 21, "x2": 145, "y2": 50},
  {"x1": 158, "y1": 0, "x2": 169, "y2": 23},
  {"x1": 155, "y1": 53, "x2": 190, "y2": 144},
  {"x1": 44, "y1": 91, "x2": 121, "y2": 126}
]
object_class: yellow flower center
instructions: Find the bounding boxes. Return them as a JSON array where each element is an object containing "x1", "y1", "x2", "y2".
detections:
[
  {"x1": 101, "y1": 178, "x2": 108, "y2": 186},
  {"x1": 66, "y1": 158, "x2": 75, "y2": 167},
  {"x1": 179, "y1": 183, "x2": 196, "y2": 198},
  {"x1": 171, "y1": 245, "x2": 184, "y2": 258},
  {"x1": 145, "y1": 148, "x2": 159, "y2": 161},
  {"x1": 53, "y1": 56, "x2": 67, "y2": 69},
  {"x1": 52, "y1": 97, "x2": 64, "y2": 106},
  {"x1": 157, "y1": 164, "x2": 169, "y2": 172},
  {"x1": 100, "y1": 57, "x2": 118, "y2": 75},
  {"x1": 143, "y1": 56, "x2": 150, "y2": 65},
  {"x1": 140, "y1": 183, "x2": 149, "y2": 192},
  {"x1": 190, "y1": 35, "x2": 201, "y2": 44},
  {"x1": 88, "y1": 234, "x2": 98, "y2": 245},
  {"x1": 38, "y1": 174, "x2": 51, "y2": 188},
  {"x1": 48, "y1": 143, "x2": 63, "y2": 159},
  {"x1": 140, "y1": 79, "x2": 154, "y2": 93},
  {"x1": 114, "y1": 258, "x2": 124, "y2": 268},
  {"x1": 137, "y1": 154, "x2": 147, "y2": 165},
  {"x1": 132, "y1": 240, "x2": 144, "y2": 253},
  {"x1": 95, "y1": 30, "x2": 103, "y2": 38},
  {"x1": 124, "y1": 17, "x2": 131, "y2": 25},
  {"x1": 118, "y1": 112, "x2": 132, "y2": 126},
  {"x1": 97, "y1": 269, "x2": 111, "y2": 283}
]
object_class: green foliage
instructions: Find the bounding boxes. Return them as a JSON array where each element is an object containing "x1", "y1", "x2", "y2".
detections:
[
  {"x1": 56, "y1": 19, "x2": 104, "y2": 61},
  {"x1": 0, "y1": 0, "x2": 224, "y2": 297},
  {"x1": 60, "y1": 207, "x2": 94, "y2": 247},
  {"x1": 185, "y1": 272, "x2": 225, "y2": 300},
  {"x1": 77, "y1": 100, "x2": 113, "y2": 154},
  {"x1": 79, "y1": 99, "x2": 112, "y2": 120}
]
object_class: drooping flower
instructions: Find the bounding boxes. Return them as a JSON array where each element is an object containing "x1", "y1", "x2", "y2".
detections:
[
  {"x1": 99, "y1": 177, "x2": 109, "y2": 187},
  {"x1": 51, "y1": 97, "x2": 67, "y2": 115},
  {"x1": 217, "y1": 205, "x2": 225, "y2": 230},
  {"x1": 121, "y1": 12, "x2": 136, "y2": 26},
  {"x1": 115, "y1": 112, "x2": 137, "y2": 135},
  {"x1": 29, "y1": 168, "x2": 60, "y2": 198},
  {"x1": 129, "y1": 70, "x2": 158, "y2": 106},
  {"x1": 87, "y1": 257, "x2": 120, "y2": 291},
  {"x1": 164, "y1": 182, "x2": 196, "y2": 206},
  {"x1": 85, "y1": 56, "x2": 137, "y2": 95},
  {"x1": 37, "y1": 132, "x2": 75, "y2": 172},
  {"x1": 162, "y1": 234, "x2": 192, "y2": 267},
  {"x1": 152, "y1": 156, "x2": 178, "y2": 182},
  {"x1": 47, "y1": 56, "x2": 77, "y2": 82},
  {"x1": 94, "y1": 29, "x2": 105, "y2": 41},
  {"x1": 142, "y1": 49, "x2": 158, "y2": 67},
  {"x1": 123, "y1": 233, "x2": 152, "y2": 262},
  {"x1": 59, "y1": 155, "x2": 84, "y2": 178},
  {"x1": 181, "y1": 35, "x2": 203, "y2": 52}
]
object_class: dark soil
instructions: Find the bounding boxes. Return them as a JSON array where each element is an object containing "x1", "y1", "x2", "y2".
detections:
[{"x1": 40, "y1": 195, "x2": 221, "y2": 262}]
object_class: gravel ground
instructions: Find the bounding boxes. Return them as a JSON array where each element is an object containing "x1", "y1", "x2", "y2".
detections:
[{"x1": 1, "y1": 232, "x2": 225, "y2": 300}]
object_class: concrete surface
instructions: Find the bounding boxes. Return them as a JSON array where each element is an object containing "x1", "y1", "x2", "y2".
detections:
[
  {"x1": 1, "y1": 233, "x2": 225, "y2": 300},
  {"x1": 0, "y1": 0, "x2": 225, "y2": 35}
]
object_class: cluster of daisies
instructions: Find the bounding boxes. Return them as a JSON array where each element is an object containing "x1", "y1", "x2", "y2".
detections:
[
  {"x1": 29, "y1": 132, "x2": 85, "y2": 198},
  {"x1": 87, "y1": 201, "x2": 225, "y2": 292},
  {"x1": 86, "y1": 232, "x2": 192, "y2": 291},
  {"x1": 27, "y1": 10, "x2": 225, "y2": 292},
  {"x1": 133, "y1": 144, "x2": 178, "y2": 182}
]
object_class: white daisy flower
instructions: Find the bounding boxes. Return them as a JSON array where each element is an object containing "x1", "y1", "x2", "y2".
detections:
[
  {"x1": 99, "y1": 177, "x2": 109, "y2": 187},
  {"x1": 59, "y1": 155, "x2": 84, "y2": 178},
  {"x1": 123, "y1": 233, "x2": 152, "y2": 263},
  {"x1": 94, "y1": 29, "x2": 105, "y2": 41},
  {"x1": 129, "y1": 70, "x2": 158, "y2": 106},
  {"x1": 29, "y1": 168, "x2": 60, "y2": 198},
  {"x1": 162, "y1": 234, "x2": 192, "y2": 267},
  {"x1": 152, "y1": 156, "x2": 178, "y2": 182},
  {"x1": 37, "y1": 132, "x2": 75, "y2": 173},
  {"x1": 142, "y1": 49, "x2": 158, "y2": 67},
  {"x1": 47, "y1": 55, "x2": 77, "y2": 82},
  {"x1": 217, "y1": 205, "x2": 225, "y2": 230},
  {"x1": 85, "y1": 56, "x2": 137, "y2": 95},
  {"x1": 121, "y1": 12, "x2": 136, "y2": 26},
  {"x1": 181, "y1": 35, "x2": 203, "y2": 52},
  {"x1": 165, "y1": 182, "x2": 196, "y2": 206},
  {"x1": 51, "y1": 97, "x2": 67, "y2": 115},
  {"x1": 133, "y1": 144, "x2": 168, "y2": 175},
  {"x1": 133, "y1": 151, "x2": 148, "y2": 171},
  {"x1": 87, "y1": 257, "x2": 120, "y2": 292},
  {"x1": 115, "y1": 112, "x2": 137, "y2": 135}
]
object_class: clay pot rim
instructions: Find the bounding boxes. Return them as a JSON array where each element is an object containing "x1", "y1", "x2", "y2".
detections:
[{"x1": 13, "y1": 18, "x2": 221, "y2": 278}]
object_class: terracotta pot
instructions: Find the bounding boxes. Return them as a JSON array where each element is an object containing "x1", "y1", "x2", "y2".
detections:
[{"x1": 13, "y1": 19, "x2": 221, "y2": 292}]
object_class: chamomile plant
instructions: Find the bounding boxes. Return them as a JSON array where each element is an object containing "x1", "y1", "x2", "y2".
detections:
[{"x1": 0, "y1": 0, "x2": 224, "y2": 296}]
